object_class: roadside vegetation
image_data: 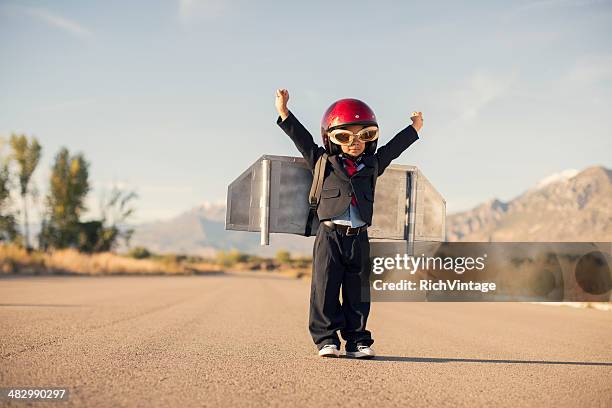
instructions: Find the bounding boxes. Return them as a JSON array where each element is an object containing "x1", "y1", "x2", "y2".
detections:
[
  {"x1": 0, "y1": 244, "x2": 311, "y2": 277},
  {"x1": 0, "y1": 134, "x2": 311, "y2": 278}
]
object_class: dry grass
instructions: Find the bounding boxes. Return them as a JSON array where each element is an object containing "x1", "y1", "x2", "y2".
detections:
[
  {"x1": 0, "y1": 244, "x2": 222, "y2": 276},
  {"x1": 45, "y1": 249, "x2": 189, "y2": 275},
  {"x1": 0, "y1": 244, "x2": 45, "y2": 274},
  {"x1": 0, "y1": 244, "x2": 306, "y2": 277}
]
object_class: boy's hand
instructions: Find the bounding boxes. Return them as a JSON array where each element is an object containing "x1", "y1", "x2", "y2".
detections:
[
  {"x1": 410, "y1": 111, "x2": 423, "y2": 133},
  {"x1": 275, "y1": 89, "x2": 290, "y2": 121}
]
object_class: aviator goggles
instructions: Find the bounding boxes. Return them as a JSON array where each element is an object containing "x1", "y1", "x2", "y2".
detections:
[{"x1": 328, "y1": 126, "x2": 379, "y2": 146}]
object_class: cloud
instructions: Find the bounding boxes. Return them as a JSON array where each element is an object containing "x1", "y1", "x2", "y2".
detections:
[
  {"x1": 35, "y1": 98, "x2": 96, "y2": 113},
  {"x1": 130, "y1": 208, "x2": 186, "y2": 223},
  {"x1": 512, "y1": 0, "x2": 608, "y2": 13},
  {"x1": 178, "y1": 0, "x2": 230, "y2": 23},
  {"x1": 93, "y1": 181, "x2": 195, "y2": 195},
  {"x1": 565, "y1": 55, "x2": 612, "y2": 85},
  {"x1": 449, "y1": 71, "x2": 518, "y2": 122},
  {"x1": 501, "y1": 0, "x2": 609, "y2": 22},
  {"x1": 23, "y1": 7, "x2": 92, "y2": 38},
  {"x1": 139, "y1": 184, "x2": 195, "y2": 194},
  {"x1": 93, "y1": 181, "x2": 132, "y2": 191}
]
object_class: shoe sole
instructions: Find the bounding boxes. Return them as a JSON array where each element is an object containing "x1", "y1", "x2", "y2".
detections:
[
  {"x1": 345, "y1": 352, "x2": 375, "y2": 359},
  {"x1": 318, "y1": 349, "x2": 340, "y2": 358}
]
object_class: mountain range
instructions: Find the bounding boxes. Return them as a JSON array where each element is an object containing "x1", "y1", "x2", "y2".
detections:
[
  {"x1": 446, "y1": 166, "x2": 611, "y2": 242},
  {"x1": 129, "y1": 202, "x2": 315, "y2": 257}
]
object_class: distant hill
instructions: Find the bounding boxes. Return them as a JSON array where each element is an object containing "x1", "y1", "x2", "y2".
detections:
[
  {"x1": 446, "y1": 166, "x2": 612, "y2": 241},
  {"x1": 129, "y1": 202, "x2": 314, "y2": 257},
  {"x1": 128, "y1": 165, "x2": 611, "y2": 256}
]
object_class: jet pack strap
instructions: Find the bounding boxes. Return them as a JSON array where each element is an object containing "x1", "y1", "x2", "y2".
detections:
[{"x1": 305, "y1": 152, "x2": 328, "y2": 236}]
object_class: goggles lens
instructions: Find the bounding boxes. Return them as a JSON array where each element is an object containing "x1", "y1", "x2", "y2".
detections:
[
  {"x1": 357, "y1": 127, "x2": 379, "y2": 142},
  {"x1": 330, "y1": 131, "x2": 352, "y2": 145},
  {"x1": 329, "y1": 126, "x2": 379, "y2": 146}
]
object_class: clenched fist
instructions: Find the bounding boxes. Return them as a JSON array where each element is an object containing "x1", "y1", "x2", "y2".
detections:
[
  {"x1": 275, "y1": 88, "x2": 290, "y2": 121},
  {"x1": 410, "y1": 111, "x2": 424, "y2": 133}
]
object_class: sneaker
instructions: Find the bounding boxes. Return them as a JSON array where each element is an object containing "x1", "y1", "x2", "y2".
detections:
[
  {"x1": 318, "y1": 344, "x2": 340, "y2": 358},
  {"x1": 346, "y1": 345, "x2": 376, "y2": 359}
]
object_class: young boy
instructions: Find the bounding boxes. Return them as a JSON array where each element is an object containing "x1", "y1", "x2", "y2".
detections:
[{"x1": 275, "y1": 89, "x2": 423, "y2": 358}]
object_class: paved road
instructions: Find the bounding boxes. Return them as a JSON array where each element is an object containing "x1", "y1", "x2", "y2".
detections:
[{"x1": 1, "y1": 273, "x2": 611, "y2": 407}]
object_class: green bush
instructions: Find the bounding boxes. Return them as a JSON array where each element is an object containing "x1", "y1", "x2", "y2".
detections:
[
  {"x1": 128, "y1": 246, "x2": 152, "y2": 259},
  {"x1": 275, "y1": 250, "x2": 291, "y2": 264},
  {"x1": 216, "y1": 249, "x2": 249, "y2": 267},
  {"x1": 157, "y1": 253, "x2": 187, "y2": 264},
  {"x1": 292, "y1": 256, "x2": 312, "y2": 268}
]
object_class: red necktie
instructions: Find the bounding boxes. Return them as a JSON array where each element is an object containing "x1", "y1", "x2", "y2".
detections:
[{"x1": 343, "y1": 157, "x2": 358, "y2": 206}]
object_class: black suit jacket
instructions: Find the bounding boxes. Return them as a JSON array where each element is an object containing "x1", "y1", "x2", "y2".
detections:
[{"x1": 277, "y1": 110, "x2": 419, "y2": 225}]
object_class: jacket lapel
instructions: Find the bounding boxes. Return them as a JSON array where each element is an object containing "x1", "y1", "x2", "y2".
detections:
[
  {"x1": 359, "y1": 155, "x2": 377, "y2": 176},
  {"x1": 328, "y1": 155, "x2": 350, "y2": 180},
  {"x1": 360, "y1": 154, "x2": 376, "y2": 168}
]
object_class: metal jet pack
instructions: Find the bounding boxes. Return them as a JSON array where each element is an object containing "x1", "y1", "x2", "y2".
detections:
[{"x1": 225, "y1": 155, "x2": 446, "y2": 251}]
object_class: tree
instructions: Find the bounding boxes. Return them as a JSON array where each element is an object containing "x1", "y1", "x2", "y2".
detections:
[
  {"x1": 0, "y1": 146, "x2": 17, "y2": 242},
  {"x1": 39, "y1": 147, "x2": 90, "y2": 250},
  {"x1": 94, "y1": 185, "x2": 138, "y2": 252},
  {"x1": 0, "y1": 138, "x2": 17, "y2": 242},
  {"x1": 9, "y1": 134, "x2": 42, "y2": 249}
]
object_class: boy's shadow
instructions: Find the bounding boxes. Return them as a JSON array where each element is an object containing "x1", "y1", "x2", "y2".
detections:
[{"x1": 340, "y1": 355, "x2": 612, "y2": 366}]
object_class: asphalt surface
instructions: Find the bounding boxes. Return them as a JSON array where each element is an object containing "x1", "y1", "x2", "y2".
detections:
[{"x1": 1, "y1": 273, "x2": 611, "y2": 407}]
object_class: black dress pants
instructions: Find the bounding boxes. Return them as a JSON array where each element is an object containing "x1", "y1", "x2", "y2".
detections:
[{"x1": 309, "y1": 222, "x2": 374, "y2": 351}]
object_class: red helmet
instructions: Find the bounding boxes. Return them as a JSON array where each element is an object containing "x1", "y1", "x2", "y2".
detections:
[{"x1": 320, "y1": 98, "x2": 378, "y2": 155}]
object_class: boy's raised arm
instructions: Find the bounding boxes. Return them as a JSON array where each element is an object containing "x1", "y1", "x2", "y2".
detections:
[
  {"x1": 375, "y1": 112, "x2": 423, "y2": 176},
  {"x1": 275, "y1": 88, "x2": 325, "y2": 169}
]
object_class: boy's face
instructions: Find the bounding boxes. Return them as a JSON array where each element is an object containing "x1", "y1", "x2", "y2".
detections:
[{"x1": 339, "y1": 124, "x2": 366, "y2": 157}]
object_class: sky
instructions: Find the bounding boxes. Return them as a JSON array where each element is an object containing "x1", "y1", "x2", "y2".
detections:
[{"x1": 1, "y1": 0, "x2": 611, "y2": 223}]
